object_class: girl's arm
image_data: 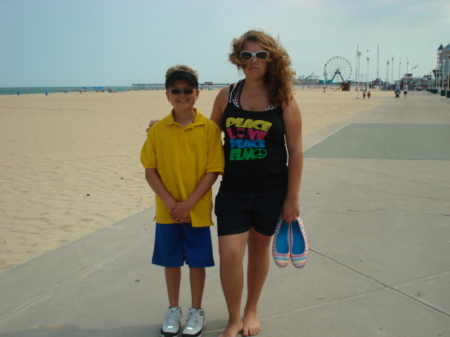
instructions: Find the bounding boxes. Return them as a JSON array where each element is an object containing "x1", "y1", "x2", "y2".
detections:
[
  {"x1": 282, "y1": 96, "x2": 304, "y2": 222},
  {"x1": 210, "y1": 86, "x2": 229, "y2": 127}
]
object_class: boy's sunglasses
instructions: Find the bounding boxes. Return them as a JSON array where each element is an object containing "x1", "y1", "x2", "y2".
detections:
[
  {"x1": 240, "y1": 51, "x2": 269, "y2": 62},
  {"x1": 169, "y1": 88, "x2": 195, "y2": 95}
]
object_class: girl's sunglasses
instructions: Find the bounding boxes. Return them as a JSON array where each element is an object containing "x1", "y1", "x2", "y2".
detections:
[
  {"x1": 170, "y1": 88, "x2": 195, "y2": 95},
  {"x1": 240, "y1": 51, "x2": 269, "y2": 61}
]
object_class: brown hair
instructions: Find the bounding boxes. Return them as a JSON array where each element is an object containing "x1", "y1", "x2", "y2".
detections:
[{"x1": 229, "y1": 30, "x2": 296, "y2": 106}]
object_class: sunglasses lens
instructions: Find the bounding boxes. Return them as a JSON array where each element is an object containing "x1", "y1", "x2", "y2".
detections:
[
  {"x1": 241, "y1": 52, "x2": 252, "y2": 61},
  {"x1": 256, "y1": 52, "x2": 268, "y2": 60},
  {"x1": 170, "y1": 88, "x2": 194, "y2": 95},
  {"x1": 240, "y1": 51, "x2": 268, "y2": 61}
]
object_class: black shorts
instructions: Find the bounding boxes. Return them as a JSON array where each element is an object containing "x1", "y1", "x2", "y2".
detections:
[{"x1": 214, "y1": 187, "x2": 287, "y2": 236}]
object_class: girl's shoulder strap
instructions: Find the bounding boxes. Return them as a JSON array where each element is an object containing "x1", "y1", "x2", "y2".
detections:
[
  {"x1": 228, "y1": 79, "x2": 245, "y2": 103},
  {"x1": 227, "y1": 83, "x2": 235, "y2": 102}
]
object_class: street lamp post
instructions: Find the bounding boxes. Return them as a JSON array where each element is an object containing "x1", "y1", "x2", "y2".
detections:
[
  {"x1": 435, "y1": 71, "x2": 438, "y2": 89},
  {"x1": 447, "y1": 56, "x2": 450, "y2": 91},
  {"x1": 356, "y1": 49, "x2": 362, "y2": 98},
  {"x1": 355, "y1": 46, "x2": 359, "y2": 84},
  {"x1": 391, "y1": 56, "x2": 394, "y2": 86},
  {"x1": 442, "y1": 59, "x2": 446, "y2": 92},
  {"x1": 366, "y1": 57, "x2": 370, "y2": 90},
  {"x1": 386, "y1": 59, "x2": 389, "y2": 88},
  {"x1": 442, "y1": 55, "x2": 446, "y2": 91}
]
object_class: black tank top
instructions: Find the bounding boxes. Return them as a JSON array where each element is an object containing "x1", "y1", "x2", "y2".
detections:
[{"x1": 220, "y1": 80, "x2": 288, "y2": 192}]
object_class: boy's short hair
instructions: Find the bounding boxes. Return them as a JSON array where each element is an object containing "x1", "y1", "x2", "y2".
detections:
[{"x1": 165, "y1": 65, "x2": 199, "y2": 89}]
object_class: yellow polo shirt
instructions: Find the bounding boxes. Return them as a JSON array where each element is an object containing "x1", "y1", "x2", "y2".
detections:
[{"x1": 140, "y1": 109, "x2": 224, "y2": 227}]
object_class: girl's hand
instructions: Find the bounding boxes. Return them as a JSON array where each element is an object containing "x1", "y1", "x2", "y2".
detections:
[
  {"x1": 146, "y1": 120, "x2": 159, "y2": 133},
  {"x1": 281, "y1": 196, "x2": 300, "y2": 223}
]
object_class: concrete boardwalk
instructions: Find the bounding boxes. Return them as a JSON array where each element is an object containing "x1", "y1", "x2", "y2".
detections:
[{"x1": 1, "y1": 92, "x2": 449, "y2": 336}]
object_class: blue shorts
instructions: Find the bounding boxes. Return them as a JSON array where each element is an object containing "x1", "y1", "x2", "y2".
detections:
[
  {"x1": 214, "y1": 188, "x2": 287, "y2": 237},
  {"x1": 152, "y1": 223, "x2": 214, "y2": 268}
]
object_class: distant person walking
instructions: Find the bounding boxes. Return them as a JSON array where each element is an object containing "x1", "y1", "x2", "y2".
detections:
[
  {"x1": 367, "y1": 91, "x2": 371, "y2": 99},
  {"x1": 363, "y1": 90, "x2": 366, "y2": 99},
  {"x1": 403, "y1": 85, "x2": 408, "y2": 97}
]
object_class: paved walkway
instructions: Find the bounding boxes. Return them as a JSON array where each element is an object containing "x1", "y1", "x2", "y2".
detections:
[{"x1": 1, "y1": 92, "x2": 449, "y2": 336}]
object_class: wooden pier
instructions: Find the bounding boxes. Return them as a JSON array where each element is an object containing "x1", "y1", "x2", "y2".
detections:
[{"x1": 131, "y1": 83, "x2": 230, "y2": 91}]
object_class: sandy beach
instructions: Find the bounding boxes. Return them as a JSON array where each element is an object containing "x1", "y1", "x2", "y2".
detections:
[{"x1": 0, "y1": 87, "x2": 393, "y2": 272}]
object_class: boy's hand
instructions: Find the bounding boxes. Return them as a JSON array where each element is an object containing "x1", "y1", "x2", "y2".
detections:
[
  {"x1": 169, "y1": 201, "x2": 194, "y2": 223},
  {"x1": 146, "y1": 120, "x2": 159, "y2": 133}
]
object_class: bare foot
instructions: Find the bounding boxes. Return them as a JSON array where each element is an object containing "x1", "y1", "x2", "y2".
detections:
[
  {"x1": 218, "y1": 320, "x2": 243, "y2": 337},
  {"x1": 242, "y1": 312, "x2": 260, "y2": 336}
]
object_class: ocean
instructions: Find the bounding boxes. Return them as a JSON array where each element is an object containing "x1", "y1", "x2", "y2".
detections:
[
  {"x1": 0, "y1": 86, "x2": 137, "y2": 95},
  {"x1": 0, "y1": 83, "x2": 226, "y2": 95}
]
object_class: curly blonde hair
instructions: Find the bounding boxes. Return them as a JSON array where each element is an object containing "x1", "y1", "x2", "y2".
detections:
[
  {"x1": 229, "y1": 30, "x2": 296, "y2": 106},
  {"x1": 165, "y1": 64, "x2": 199, "y2": 80}
]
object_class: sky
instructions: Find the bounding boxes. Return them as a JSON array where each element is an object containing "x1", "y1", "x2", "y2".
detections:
[{"x1": 1, "y1": 0, "x2": 449, "y2": 87}]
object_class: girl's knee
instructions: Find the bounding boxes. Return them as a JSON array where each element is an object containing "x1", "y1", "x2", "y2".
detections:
[
  {"x1": 247, "y1": 235, "x2": 271, "y2": 254},
  {"x1": 220, "y1": 250, "x2": 242, "y2": 267}
]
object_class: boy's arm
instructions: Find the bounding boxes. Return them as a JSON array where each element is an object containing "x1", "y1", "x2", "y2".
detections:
[
  {"x1": 144, "y1": 168, "x2": 177, "y2": 213},
  {"x1": 169, "y1": 172, "x2": 219, "y2": 222}
]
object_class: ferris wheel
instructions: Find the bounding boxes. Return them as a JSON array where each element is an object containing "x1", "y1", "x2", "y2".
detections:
[{"x1": 324, "y1": 56, "x2": 352, "y2": 83}]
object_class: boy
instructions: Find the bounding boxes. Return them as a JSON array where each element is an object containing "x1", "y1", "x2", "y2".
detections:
[{"x1": 140, "y1": 65, "x2": 224, "y2": 337}]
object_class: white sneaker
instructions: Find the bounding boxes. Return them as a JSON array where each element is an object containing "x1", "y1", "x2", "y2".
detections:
[
  {"x1": 182, "y1": 308, "x2": 206, "y2": 337},
  {"x1": 161, "y1": 307, "x2": 182, "y2": 337}
]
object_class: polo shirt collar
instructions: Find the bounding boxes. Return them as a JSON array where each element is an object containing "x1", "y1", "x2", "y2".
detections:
[{"x1": 165, "y1": 108, "x2": 206, "y2": 129}]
